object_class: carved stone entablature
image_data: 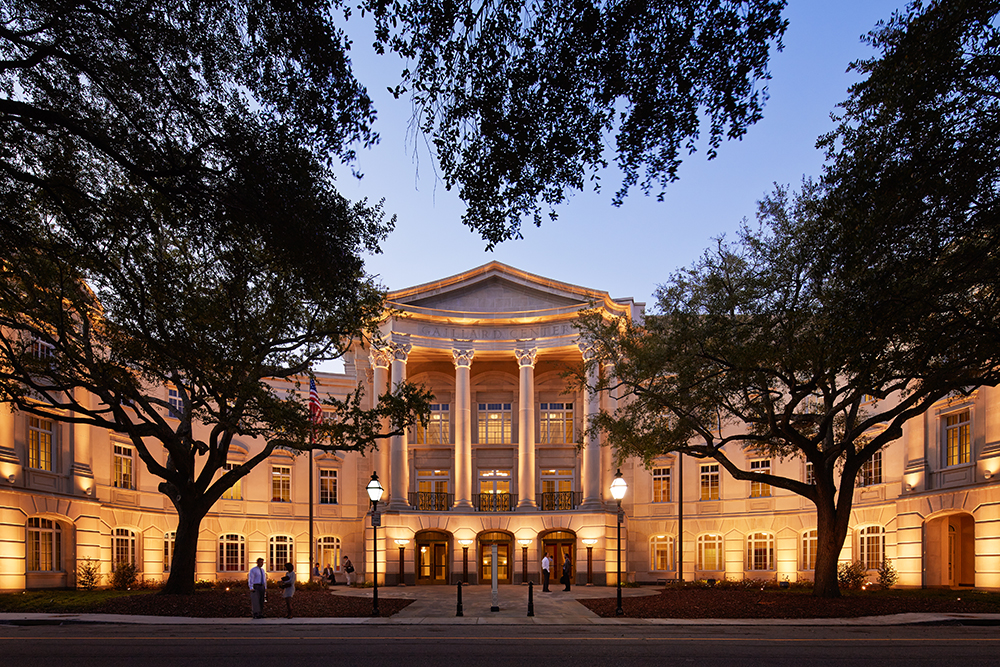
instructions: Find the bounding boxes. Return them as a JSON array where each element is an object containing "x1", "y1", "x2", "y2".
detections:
[
  {"x1": 369, "y1": 346, "x2": 393, "y2": 370},
  {"x1": 452, "y1": 347, "x2": 475, "y2": 368},
  {"x1": 514, "y1": 344, "x2": 537, "y2": 369}
]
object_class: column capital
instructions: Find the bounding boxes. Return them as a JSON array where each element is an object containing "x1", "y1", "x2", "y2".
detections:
[
  {"x1": 452, "y1": 347, "x2": 475, "y2": 368},
  {"x1": 369, "y1": 346, "x2": 392, "y2": 370},
  {"x1": 514, "y1": 345, "x2": 537, "y2": 369},
  {"x1": 577, "y1": 341, "x2": 596, "y2": 362},
  {"x1": 390, "y1": 341, "x2": 412, "y2": 363}
]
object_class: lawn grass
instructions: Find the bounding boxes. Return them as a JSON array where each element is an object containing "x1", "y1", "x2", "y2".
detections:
[{"x1": 0, "y1": 589, "x2": 155, "y2": 613}]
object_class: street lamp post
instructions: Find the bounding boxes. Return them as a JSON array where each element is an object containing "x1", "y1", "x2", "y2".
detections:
[
  {"x1": 366, "y1": 471, "x2": 384, "y2": 616},
  {"x1": 610, "y1": 468, "x2": 628, "y2": 616}
]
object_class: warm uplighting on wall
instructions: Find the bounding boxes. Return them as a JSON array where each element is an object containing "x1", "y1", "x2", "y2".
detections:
[
  {"x1": 582, "y1": 539, "x2": 598, "y2": 546},
  {"x1": 394, "y1": 539, "x2": 410, "y2": 546}
]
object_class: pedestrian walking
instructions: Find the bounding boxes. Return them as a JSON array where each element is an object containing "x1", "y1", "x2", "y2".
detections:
[
  {"x1": 541, "y1": 552, "x2": 551, "y2": 592},
  {"x1": 280, "y1": 562, "x2": 296, "y2": 619},
  {"x1": 562, "y1": 553, "x2": 572, "y2": 591},
  {"x1": 248, "y1": 557, "x2": 266, "y2": 618},
  {"x1": 343, "y1": 556, "x2": 355, "y2": 586}
]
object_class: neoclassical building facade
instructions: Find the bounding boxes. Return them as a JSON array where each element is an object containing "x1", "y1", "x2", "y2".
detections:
[{"x1": 1, "y1": 262, "x2": 1000, "y2": 590}]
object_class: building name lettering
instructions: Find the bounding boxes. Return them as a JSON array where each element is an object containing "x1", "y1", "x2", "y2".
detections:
[{"x1": 418, "y1": 324, "x2": 575, "y2": 340}]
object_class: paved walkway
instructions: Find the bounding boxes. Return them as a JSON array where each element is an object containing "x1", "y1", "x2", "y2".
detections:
[{"x1": 2, "y1": 584, "x2": 1000, "y2": 626}]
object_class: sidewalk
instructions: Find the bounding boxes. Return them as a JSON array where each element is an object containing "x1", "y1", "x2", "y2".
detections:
[{"x1": 2, "y1": 584, "x2": 1000, "y2": 626}]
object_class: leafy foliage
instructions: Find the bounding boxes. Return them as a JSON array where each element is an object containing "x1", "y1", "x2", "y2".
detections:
[
  {"x1": 110, "y1": 562, "x2": 140, "y2": 591},
  {"x1": 837, "y1": 561, "x2": 868, "y2": 591},
  {"x1": 877, "y1": 559, "x2": 898, "y2": 590},
  {"x1": 77, "y1": 558, "x2": 102, "y2": 591}
]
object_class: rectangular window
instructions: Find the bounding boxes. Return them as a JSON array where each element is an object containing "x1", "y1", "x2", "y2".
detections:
[
  {"x1": 700, "y1": 464, "x2": 719, "y2": 501},
  {"x1": 221, "y1": 462, "x2": 242, "y2": 500},
  {"x1": 272, "y1": 465, "x2": 291, "y2": 502},
  {"x1": 320, "y1": 469, "x2": 338, "y2": 504},
  {"x1": 859, "y1": 450, "x2": 883, "y2": 487},
  {"x1": 652, "y1": 467, "x2": 671, "y2": 503},
  {"x1": 859, "y1": 526, "x2": 885, "y2": 570},
  {"x1": 28, "y1": 417, "x2": 54, "y2": 471},
  {"x1": 31, "y1": 339, "x2": 55, "y2": 360},
  {"x1": 650, "y1": 536, "x2": 675, "y2": 571},
  {"x1": 218, "y1": 534, "x2": 245, "y2": 572},
  {"x1": 113, "y1": 528, "x2": 136, "y2": 567},
  {"x1": 167, "y1": 386, "x2": 183, "y2": 419},
  {"x1": 697, "y1": 534, "x2": 723, "y2": 571},
  {"x1": 477, "y1": 403, "x2": 512, "y2": 444},
  {"x1": 415, "y1": 404, "x2": 450, "y2": 444},
  {"x1": 539, "y1": 403, "x2": 574, "y2": 443},
  {"x1": 418, "y1": 469, "x2": 450, "y2": 495},
  {"x1": 27, "y1": 518, "x2": 61, "y2": 572},
  {"x1": 747, "y1": 532, "x2": 774, "y2": 571},
  {"x1": 749, "y1": 459, "x2": 771, "y2": 498},
  {"x1": 113, "y1": 442, "x2": 134, "y2": 489},
  {"x1": 945, "y1": 410, "x2": 971, "y2": 466},
  {"x1": 805, "y1": 462, "x2": 815, "y2": 485},
  {"x1": 164, "y1": 531, "x2": 175, "y2": 573},
  {"x1": 802, "y1": 530, "x2": 817, "y2": 571}
]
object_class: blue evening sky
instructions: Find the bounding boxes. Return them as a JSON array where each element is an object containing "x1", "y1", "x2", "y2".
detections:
[{"x1": 331, "y1": 0, "x2": 906, "y2": 306}]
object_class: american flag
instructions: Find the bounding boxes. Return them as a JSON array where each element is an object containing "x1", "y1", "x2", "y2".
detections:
[{"x1": 309, "y1": 377, "x2": 323, "y2": 425}]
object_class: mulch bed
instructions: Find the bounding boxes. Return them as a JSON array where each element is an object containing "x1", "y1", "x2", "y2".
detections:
[
  {"x1": 91, "y1": 589, "x2": 412, "y2": 618},
  {"x1": 580, "y1": 586, "x2": 1000, "y2": 619}
]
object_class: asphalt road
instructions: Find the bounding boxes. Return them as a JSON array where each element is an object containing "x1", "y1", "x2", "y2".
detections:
[{"x1": 2, "y1": 623, "x2": 999, "y2": 666}]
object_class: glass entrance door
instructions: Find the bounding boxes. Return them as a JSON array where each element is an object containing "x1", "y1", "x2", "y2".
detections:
[
  {"x1": 478, "y1": 531, "x2": 513, "y2": 584},
  {"x1": 415, "y1": 531, "x2": 450, "y2": 585}
]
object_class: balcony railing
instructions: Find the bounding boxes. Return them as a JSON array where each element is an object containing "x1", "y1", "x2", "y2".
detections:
[
  {"x1": 408, "y1": 492, "x2": 453, "y2": 511},
  {"x1": 539, "y1": 491, "x2": 582, "y2": 511},
  {"x1": 474, "y1": 493, "x2": 517, "y2": 512}
]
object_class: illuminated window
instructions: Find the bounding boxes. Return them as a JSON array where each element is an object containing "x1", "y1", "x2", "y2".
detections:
[
  {"x1": 418, "y1": 469, "x2": 450, "y2": 494},
  {"x1": 700, "y1": 463, "x2": 719, "y2": 500},
  {"x1": 650, "y1": 535, "x2": 675, "y2": 571},
  {"x1": 945, "y1": 410, "x2": 971, "y2": 466},
  {"x1": 540, "y1": 469, "x2": 574, "y2": 510},
  {"x1": 539, "y1": 403, "x2": 574, "y2": 443},
  {"x1": 801, "y1": 529, "x2": 817, "y2": 570},
  {"x1": 697, "y1": 534, "x2": 723, "y2": 571},
  {"x1": 749, "y1": 459, "x2": 771, "y2": 498},
  {"x1": 415, "y1": 404, "x2": 450, "y2": 444},
  {"x1": 320, "y1": 469, "x2": 338, "y2": 504},
  {"x1": 652, "y1": 467, "x2": 671, "y2": 503},
  {"x1": 269, "y1": 535, "x2": 294, "y2": 571},
  {"x1": 28, "y1": 416, "x2": 53, "y2": 471},
  {"x1": 858, "y1": 525, "x2": 884, "y2": 570},
  {"x1": 31, "y1": 339, "x2": 55, "y2": 360},
  {"x1": 164, "y1": 531, "x2": 175, "y2": 573},
  {"x1": 167, "y1": 386, "x2": 184, "y2": 419},
  {"x1": 317, "y1": 536, "x2": 342, "y2": 573},
  {"x1": 859, "y1": 450, "x2": 882, "y2": 487},
  {"x1": 272, "y1": 465, "x2": 291, "y2": 502},
  {"x1": 113, "y1": 528, "x2": 137, "y2": 567},
  {"x1": 746, "y1": 532, "x2": 774, "y2": 571},
  {"x1": 113, "y1": 441, "x2": 134, "y2": 489},
  {"x1": 27, "y1": 518, "x2": 61, "y2": 572},
  {"x1": 218, "y1": 534, "x2": 246, "y2": 572},
  {"x1": 477, "y1": 403, "x2": 512, "y2": 444},
  {"x1": 221, "y1": 462, "x2": 242, "y2": 500}
]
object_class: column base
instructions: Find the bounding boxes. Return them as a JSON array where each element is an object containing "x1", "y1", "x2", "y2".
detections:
[
  {"x1": 516, "y1": 500, "x2": 537, "y2": 511},
  {"x1": 453, "y1": 499, "x2": 474, "y2": 510},
  {"x1": 387, "y1": 499, "x2": 411, "y2": 511},
  {"x1": 578, "y1": 498, "x2": 604, "y2": 511}
]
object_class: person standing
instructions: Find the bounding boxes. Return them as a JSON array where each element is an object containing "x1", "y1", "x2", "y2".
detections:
[
  {"x1": 562, "y1": 553, "x2": 572, "y2": 592},
  {"x1": 248, "y1": 557, "x2": 267, "y2": 618},
  {"x1": 280, "y1": 562, "x2": 296, "y2": 619},
  {"x1": 343, "y1": 556, "x2": 355, "y2": 586},
  {"x1": 541, "y1": 552, "x2": 551, "y2": 592}
]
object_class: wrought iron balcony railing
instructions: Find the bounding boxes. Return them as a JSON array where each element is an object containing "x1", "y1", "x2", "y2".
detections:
[
  {"x1": 539, "y1": 491, "x2": 582, "y2": 511},
  {"x1": 473, "y1": 492, "x2": 517, "y2": 512},
  {"x1": 408, "y1": 492, "x2": 453, "y2": 511}
]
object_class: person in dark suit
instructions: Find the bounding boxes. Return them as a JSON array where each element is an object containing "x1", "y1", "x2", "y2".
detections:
[{"x1": 562, "y1": 553, "x2": 572, "y2": 591}]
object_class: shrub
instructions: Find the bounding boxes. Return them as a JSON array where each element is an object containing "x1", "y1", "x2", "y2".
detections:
[
  {"x1": 110, "y1": 561, "x2": 139, "y2": 590},
  {"x1": 837, "y1": 560, "x2": 868, "y2": 590},
  {"x1": 877, "y1": 559, "x2": 898, "y2": 589},
  {"x1": 77, "y1": 558, "x2": 102, "y2": 590}
]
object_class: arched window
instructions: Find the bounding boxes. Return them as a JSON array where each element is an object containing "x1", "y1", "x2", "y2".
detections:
[
  {"x1": 269, "y1": 535, "x2": 295, "y2": 571},
  {"x1": 164, "y1": 531, "x2": 176, "y2": 573},
  {"x1": 697, "y1": 534, "x2": 724, "y2": 572},
  {"x1": 317, "y1": 536, "x2": 342, "y2": 572},
  {"x1": 27, "y1": 518, "x2": 62, "y2": 572},
  {"x1": 218, "y1": 534, "x2": 246, "y2": 572},
  {"x1": 801, "y1": 530, "x2": 817, "y2": 571},
  {"x1": 113, "y1": 528, "x2": 137, "y2": 568},
  {"x1": 858, "y1": 525, "x2": 884, "y2": 570},
  {"x1": 649, "y1": 535, "x2": 675, "y2": 571},
  {"x1": 746, "y1": 532, "x2": 774, "y2": 571}
]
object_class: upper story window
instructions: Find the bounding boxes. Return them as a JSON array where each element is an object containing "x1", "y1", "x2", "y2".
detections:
[
  {"x1": 479, "y1": 469, "x2": 511, "y2": 494},
  {"x1": 31, "y1": 339, "x2": 55, "y2": 360},
  {"x1": 167, "y1": 386, "x2": 184, "y2": 419},
  {"x1": 417, "y1": 469, "x2": 450, "y2": 494},
  {"x1": 652, "y1": 466, "x2": 671, "y2": 503},
  {"x1": 113, "y1": 441, "x2": 134, "y2": 489},
  {"x1": 945, "y1": 410, "x2": 971, "y2": 466},
  {"x1": 539, "y1": 403, "x2": 574, "y2": 443},
  {"x1": 415, "y1": 404, "x2": 450, "y2": 444},
  {"x1": 28, "y1": 416, "x2": 54, "y2": 471},
  {"x1": 478, "y1": 403, "x2": 512, "y2": 444},
  {"x1": 221, "y1": 462, "x2": 242, "y2": 500},
  {"x1": 700, "y1": 463, "x2": 720, "y2": 500},
  {"x1": 805, "y1": 462, "x2": 815, "y2": 485},
  {"x1": 271, "y1": 465, "x2": 291, "y2": 502},
  {"x1": 858, "y1": 450, "x2": 883, "y2": 487},
  {"x1": 27, "y1": 518, "x2": 62, "y2": 572},
  {"x1": 749, "y1": 459, "x2": 771, "y2": 498},
  {"x1": 320, "y1": 469, "x2": 338, "y2": 504}
]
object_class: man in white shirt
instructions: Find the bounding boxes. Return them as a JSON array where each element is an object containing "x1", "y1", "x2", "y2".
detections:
[
  {"x1": 541, "y1": 552, "x2": 551, "y2": 592},
  {"x1": 248, "y1": 557, "x2": 266, "y2": 618}
]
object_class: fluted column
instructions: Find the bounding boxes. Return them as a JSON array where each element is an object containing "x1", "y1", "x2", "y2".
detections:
[
  {"x1": 579, "y1": 343, "x2": 602, "y2": 510},
  {"x1": 369, "y1": 346, "x2": 392, "y2": 506},
  {"x1": 515, "y1": 344, "x2": 537, "y2": 510},
  {"x1": 601, "y1": 363, "x2": 616, "y2": 503},
  {"x1": 453, "y1": 347, "x2": 475, "y2": 509},
  {"x1": 388, "y1": 340, "x2": 412, "y2": 510}
]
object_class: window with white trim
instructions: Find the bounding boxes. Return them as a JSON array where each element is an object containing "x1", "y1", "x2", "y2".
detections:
[
  {"x1": 805, "y1": 462, "x2": 815, "y2": 485},
  {"x1": 320, "y1": 469, "x2": 338, "y2": 504},
  {"x1": 700, "y1": 463, "x2": 719, "y2": 500},
  {"x1": 801, "y1": 529, "x2": 817, "y2": 570},
  {"x1": 415, "y1": 404, "x2": 450, "y2": 444},
  {"x1": 417, "y1": 469, "x2": 450, "y2": 494},
  {"x1": 269, "y1": 535, "x2": 294, "y2": 571},
  {"x1": 27, "y1": 518, "x2": 61, "y2": 572},
  {"x1": 858, "y1": 525, "x2": 884, "y2": 570},
  {"x1": 167, "y1": 386, "x2": 183, "y2": 419},
  {"x1": 858, "y1": 450, "x2": 882, "y2": 487},
  {"x1": 317, "y1": 536, "x2": 342, "y2": 573},
  {"x1": 113, "y1": 528, "x2": 137, "y2": 568},
  {"x1": 749, "y1": 459, "x2": 771, "y2": 498},
  {"x1": 272, "y1": 465, "x2": 291, "y2": 502},
  {"x1": 218, "y1": 533, "x2": 246, "y2": 572},
  {"x1": 28, "y1": 416, "x2": 54, "y2": 471},
  {"x1": 652, "y1": 467, "x2": 671, "y2": 503},
  {"x1": 945, "y1": 410, "x2": 971, "y2": 467},
  {"x1": 477, "y1": 403, "x2": 512, "y2": 444},
  {"x1": 221, "y1": 462, "x2": 242, "y2": 500},
  {"x1": 697, "y1": 534, "x2": 724, "y2": 571},
  {"x1": 650, "y1": 535, "x2": 675, "y2": 571},
  {"x1": 31, "y1": 339, "x2": 55, "y2": 360},
  {"x1": 164, "y1": 531, "x2": 175, "y2": 573},
  {"x1": 113, "y1": 441, "x2": 134, "y2": 489},
  {"x1": 746, "y1": 532, "x2": 774, "y2": 571},
  {"x1": 539, "y1": 403, "x2": 574, "y2": 443}
]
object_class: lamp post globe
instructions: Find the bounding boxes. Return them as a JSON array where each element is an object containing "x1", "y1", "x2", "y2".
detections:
[
  {"x1": 610, "y1": 468, "x2": 627, "y2": 616},
  {"x1": 367, "y1": 471, "x2": 384, "y2": 616}
]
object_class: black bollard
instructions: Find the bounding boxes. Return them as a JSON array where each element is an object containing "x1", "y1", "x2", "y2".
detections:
[
  {"x1": 456, "y1": 581, "x2": 464, "y2": 617},
  {"x1": 527, "y1": 580, "x2": 534, "y2": 617}
]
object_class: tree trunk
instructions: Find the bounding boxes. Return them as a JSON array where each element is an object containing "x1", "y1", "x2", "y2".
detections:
[
  {"x1": 812, "y1": 485, "x2": 854, "y2": 598},
  {"x1": 161, "y1": 503, "x2": 208, "y2": 595}
]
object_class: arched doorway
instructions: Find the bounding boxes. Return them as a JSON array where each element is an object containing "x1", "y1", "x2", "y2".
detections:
[
  {"x1": 478, "y1": 530, "x2": 513, "y2": 584},
  {"x1": 540, "y1": 529, "x2": 576, "y2": 584},
  {"x1": 925, "y1": 512, "x2": 975, "y2": 587},
  {"x1": 415, "y1": 530, "x2": 451, "y2": 585}
]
